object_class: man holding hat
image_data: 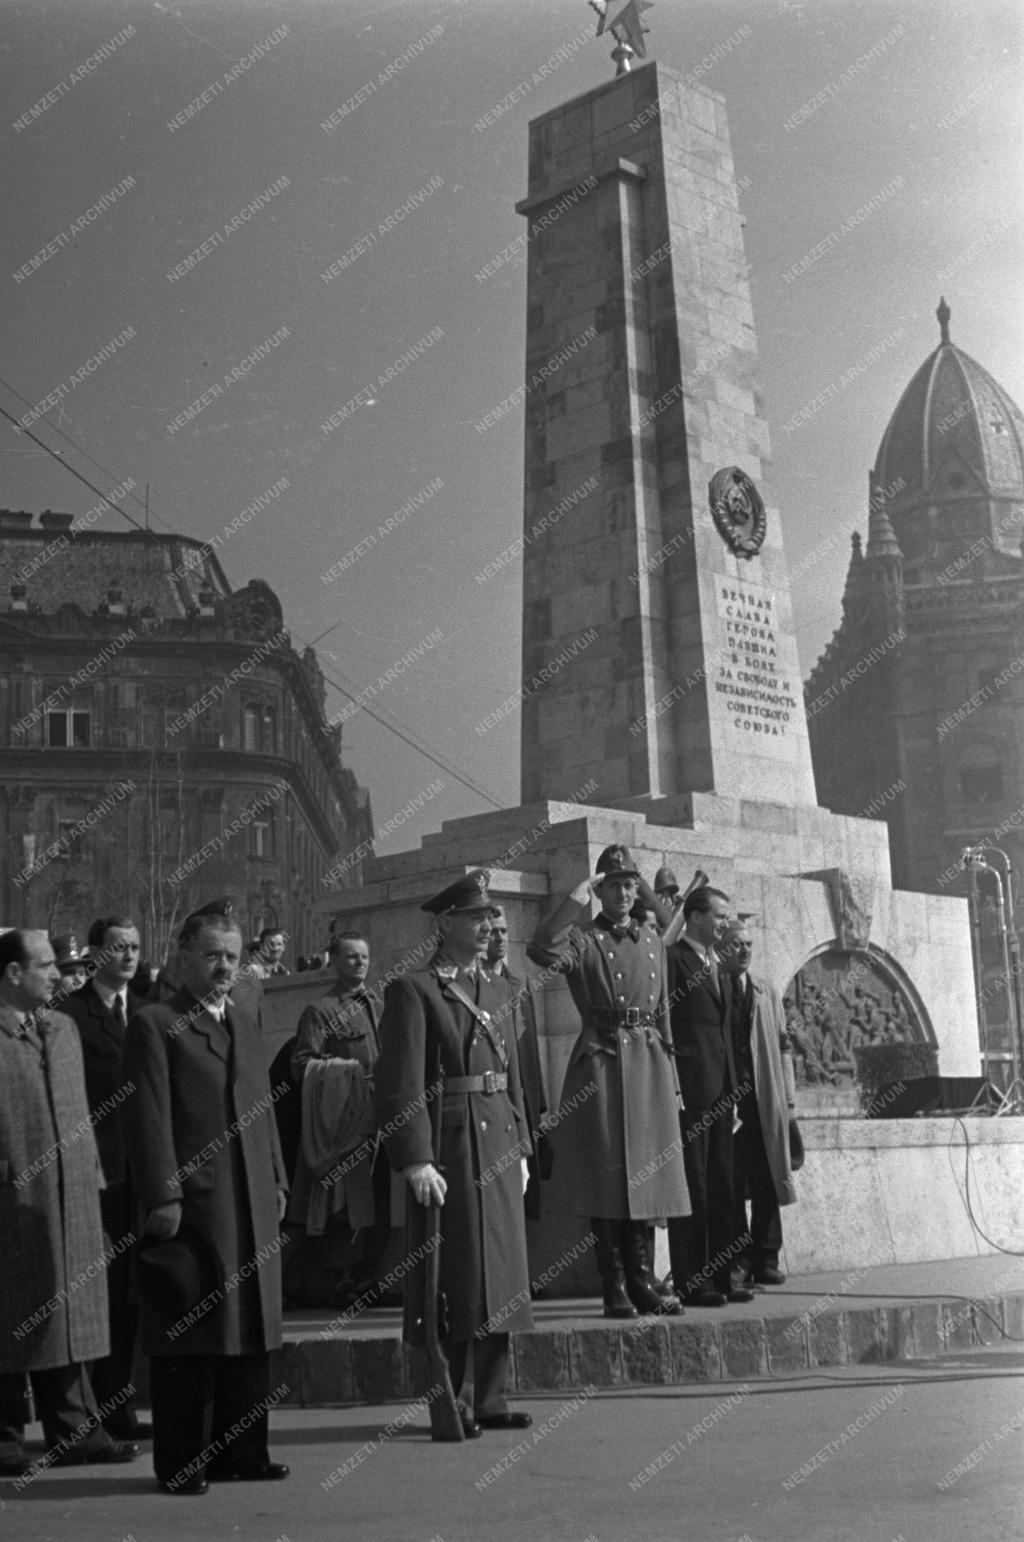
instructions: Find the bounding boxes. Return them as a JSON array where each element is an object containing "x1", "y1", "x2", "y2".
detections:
[
  {"x1": 121, "y1": 900, "x2": 289, "y2": 1494},
  {"x1": 528, "y1": 847, "x2": 689, "y2": 1319},
  {"x1": 374, "y1": 870, "x2": 533, "y2": 1439}
]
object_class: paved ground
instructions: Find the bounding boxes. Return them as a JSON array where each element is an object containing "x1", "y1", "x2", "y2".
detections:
[{"x1": 4, "y1": 1343, "x2": 1022, "y2": 1542}]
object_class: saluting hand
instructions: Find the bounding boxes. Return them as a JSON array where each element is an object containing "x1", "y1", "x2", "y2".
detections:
[{"x1": 405, "y1": 1161, "x2": 447, "y2": 1206}]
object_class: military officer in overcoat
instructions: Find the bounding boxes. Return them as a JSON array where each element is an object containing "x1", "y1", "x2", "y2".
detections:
[
  {"x1": 121, "y1": 905, "x2": 289, "y2": 1494},
  {"x1": 374, "y1": 871, "x2": 533, "y2": 1439},
  {"x1": 527, "y1": 846, "x2": 690, "y2": 1319}
]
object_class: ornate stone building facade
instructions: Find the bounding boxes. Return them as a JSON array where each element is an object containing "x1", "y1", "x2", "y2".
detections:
[
  {"x1": 805, "y1": 301, "x2": 1024, "y2": 1084},
  {"x1": 0, "y1": 509, "x2": 371, "y2": 962}
]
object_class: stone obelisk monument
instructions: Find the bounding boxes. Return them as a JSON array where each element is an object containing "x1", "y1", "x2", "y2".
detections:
[
  {"x1": 516, "y1": 59, "x2": 816, "y2": 811},
  {"x1": 318, "y1": 36, "x2": 1000, "y2": 1278}
]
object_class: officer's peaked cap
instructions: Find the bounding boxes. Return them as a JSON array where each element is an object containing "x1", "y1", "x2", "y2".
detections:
[{"x1": 421, "y1": 868, "x2": 499, "y2": 916}]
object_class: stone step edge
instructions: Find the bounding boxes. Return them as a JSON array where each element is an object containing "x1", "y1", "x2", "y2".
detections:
[{"x1": 270, "y1": 1290, "x2": 1024, "y2": 1406}]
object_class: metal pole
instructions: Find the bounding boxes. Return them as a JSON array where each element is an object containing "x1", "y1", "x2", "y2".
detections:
[
  {"x1": 963, "y1": 848, "x2": 988, "y2": 1084},
  {"x1": 977, "y1": 846, "x2": 1024, "y2": 1092}
]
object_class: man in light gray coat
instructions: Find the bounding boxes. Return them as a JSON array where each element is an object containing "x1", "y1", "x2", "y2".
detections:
[
  {"x1": 0, "y1": 930, "x2": 138, "y2": 1476},
  {"x1": 717, "y1": 922, "x2": 800, "y2": 1286}
]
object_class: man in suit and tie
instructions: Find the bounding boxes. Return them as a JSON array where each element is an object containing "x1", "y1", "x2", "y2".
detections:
[
  {"x1": 121, "y1": 903, "x2": 289, "y2": 1495},
  {"x1": 483, "y1": 908, "x2": 549, "y2": 1219},
  {"x1": 62, "y1": 915, "x2": 149, "y2": 1439},
  {"x1": 666, "y1": 886, "x2": 754, "y2": 1308}
]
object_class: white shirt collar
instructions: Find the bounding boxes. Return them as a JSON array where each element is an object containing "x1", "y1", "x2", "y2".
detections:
[
  {"x1": 682, "y1": 932, "x2": 714, "y2": 965},
  {"x1": 93, "y1": 979, "x2": 127, "y2": 1011}
]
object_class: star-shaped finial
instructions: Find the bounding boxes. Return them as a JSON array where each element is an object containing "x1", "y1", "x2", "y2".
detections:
[{"x1": 589, "y1": 0, "x2": 654, "y2": 73}]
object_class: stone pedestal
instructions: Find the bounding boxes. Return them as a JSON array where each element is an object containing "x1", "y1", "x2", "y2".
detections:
[{"x1": 316, "y1": 792, "x2": 991, "y2": 1281}]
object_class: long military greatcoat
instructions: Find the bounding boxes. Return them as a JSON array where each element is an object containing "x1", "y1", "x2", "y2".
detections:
[
  {"x1": 120, "y1": 989, "x2": 287, "y2": 1357},
  {"x1": 0, "y1": 1005, "x2": 109, "y2": 1374},
  {"x1": 374, "y1": 963, "x2": 533, "y2": 1344},
  {"x1": 527, "y1": 918, "x2": 691, "y2": 1221}
]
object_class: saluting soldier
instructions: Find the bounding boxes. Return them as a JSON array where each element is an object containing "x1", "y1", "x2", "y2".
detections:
[
  {"x1": 528, "y1": 845, "x2": 690, "y2": 1319},
  {"x1": 374, "y1": 871, "x2": 533, "y2": 1439}
]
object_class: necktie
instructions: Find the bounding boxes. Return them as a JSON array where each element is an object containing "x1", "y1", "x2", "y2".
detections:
[{"x1": 113, "y1": 995, "x2": 126, "y2": 1032}]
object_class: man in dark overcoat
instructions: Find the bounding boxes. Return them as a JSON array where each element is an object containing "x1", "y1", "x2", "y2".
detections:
[
  {"x1": 666, "y1": 886, "x2": 755, "y2": 1307},
  {"x1": 484, "y1": 906, "x2": 548, "y2": 1220},
  {"x1": 527, "y1": 846, "x2": 689, "y2": 1319},
  {"x1": 0, "y1": 930, "x2": 138, "y2": 1476},
  {"x1": 374, "y1": 871, "x2": 533, "y2": 1438},
  {"x1": 121, "y1": 907, "x2": 289, "y2": 1495},
  {"x1": 62, "y1": 914, "x2": 149, "y2": 1438}
]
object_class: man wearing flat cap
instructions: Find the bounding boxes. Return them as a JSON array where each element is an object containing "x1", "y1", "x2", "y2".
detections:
[
  {"x1": 528, "y1": 846, "x2": 690, "y2": 1319},
  {"x1": 374, "y1": 870, "x2": 533, "y2": 1439},
  {"x1": 121, "y1": 901, "x2": 289, "y2": 1494}
]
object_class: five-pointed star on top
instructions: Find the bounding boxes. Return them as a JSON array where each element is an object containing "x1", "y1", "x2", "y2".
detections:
[{"x1": 592, "y1": 0, "x2": 655, "y2": 58}]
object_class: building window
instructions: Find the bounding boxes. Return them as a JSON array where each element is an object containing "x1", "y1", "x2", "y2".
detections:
[
  {"x1": 243, "y1": 706, "x2": 260, "y2": 753},
  {"x1": 251, "y1": 810, "x2": 275, "y2": 858},
  {"x1": 57, "y1": 819, "x2": 87, "y2": 859},
  {"x1": 261, "y1": 707, "x2": 276, "y2": 754},
  {"x1": 47, "y1": 709, "x2": 91, "y2": 748},
  {"x1": 961, "y1": 766, "x2": 1004, "y2": 806}
]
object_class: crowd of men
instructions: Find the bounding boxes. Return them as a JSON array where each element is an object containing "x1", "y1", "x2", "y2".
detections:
[{"x1": 0, "y1": 853, "x2": 801, "y2": 1488}]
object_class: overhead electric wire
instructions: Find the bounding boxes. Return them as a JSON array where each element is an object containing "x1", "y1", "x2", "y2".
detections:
[
  {"x1": 0, "y1": 392, "x2": 506, "y2": 811},
  {"x1": 0, "y1": 371, "x2": 181, "y2": 537}
]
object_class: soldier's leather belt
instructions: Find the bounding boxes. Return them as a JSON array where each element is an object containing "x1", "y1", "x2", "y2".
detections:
[
  {"x1": 445, "y1": 1072, "x2": 508, "y2": 1094},
  {"x1": 590, "y1": 1007, "x2": 657, "y2": 1031}
]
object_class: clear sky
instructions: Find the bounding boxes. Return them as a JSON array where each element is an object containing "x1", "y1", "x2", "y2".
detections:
[{"x1": 3, "y1": 0, "x2": 1021, "y2": 852}]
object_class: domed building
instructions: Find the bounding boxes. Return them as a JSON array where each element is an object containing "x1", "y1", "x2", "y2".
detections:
[{"x1": 805, "y1": 299, "x2": 1024, "y2": 1086}]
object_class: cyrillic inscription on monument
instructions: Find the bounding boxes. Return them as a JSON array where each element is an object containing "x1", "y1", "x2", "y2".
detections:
[{"x1": 713, "y1": 577, "x2": 800, "y2": 750}]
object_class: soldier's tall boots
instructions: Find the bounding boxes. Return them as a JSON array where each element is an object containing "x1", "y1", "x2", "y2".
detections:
[
  {"x1": 621, "y1": 1222, "x2": 683, "y2": 1315},
  {"x1": 591, "y1": 1218, "x2": 637, "y2": 1319}
]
